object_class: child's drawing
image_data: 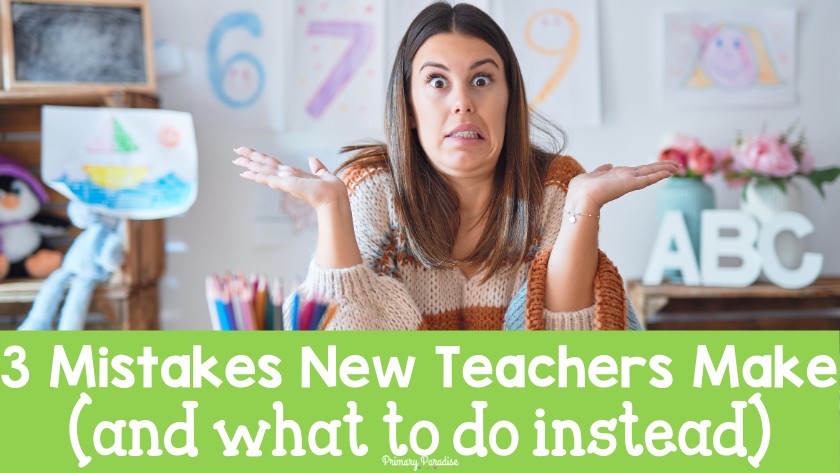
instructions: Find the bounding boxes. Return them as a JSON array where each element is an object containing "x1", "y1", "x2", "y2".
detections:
[
  {"x1": 42, "y1": 106, "x2": 198, "y2": 219},
  {"x1": 663, "y1": 10, "x2": 796, "y2": 106}
]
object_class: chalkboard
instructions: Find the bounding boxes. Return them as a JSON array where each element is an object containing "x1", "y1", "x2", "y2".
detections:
[{"x1": 0, "y1": 0, "x2": 155, "y2": 91}]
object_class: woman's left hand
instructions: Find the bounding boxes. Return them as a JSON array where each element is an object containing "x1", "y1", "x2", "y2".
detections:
[{"x1": 567, "y1": 161, "x2": 679, "y2": 210}]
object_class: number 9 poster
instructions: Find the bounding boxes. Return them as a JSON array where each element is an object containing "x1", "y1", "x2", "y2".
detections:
[{"x1": 503, "y1": 0, "x2": 601, "y2": 127}]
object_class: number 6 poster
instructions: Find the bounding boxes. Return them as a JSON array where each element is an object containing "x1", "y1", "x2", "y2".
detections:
[
  {"x1": 291, "y1": 0, "x2": 385, "y2": 132},
  {"x1": 150, "y1": 0, "x2": 287, "y2": 130},
  {"x1": 503, "y1": 0, "x2": 601, "y2": 127}
]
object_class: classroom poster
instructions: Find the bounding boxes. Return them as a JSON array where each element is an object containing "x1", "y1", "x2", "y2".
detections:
[
  {"x1": 291, "y1": 0, "x2": 386, "y2": 132},
  {"x1": 150, "y1": 0, "x2": 287, "y2": 130},
  {"x1": 41, "y1": 106, "x2": 198, "y2": 220},
  {"x1": 386, "y1": 0, "x2": 491, "y2": 60},
  {"x1": 503, "y1": 0, "x2": 602, "y2": 127},
  {"x1": 662, "y1": 9, "x2": 797, "y2": 107}
]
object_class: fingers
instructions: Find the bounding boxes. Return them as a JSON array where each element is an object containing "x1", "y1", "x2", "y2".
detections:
[
  {"x1": 239, "y1": 160, "x2": 313, "y2": 187},
  {"x1": 308, "y1": 156, "x2": 330, "y2": 176},
  {"x1": 249, "y1": 150, "x2": 279, "y2": 166},
  {"x1": 233, "y1": 146, "x2": 282, "y2": 167},
  {"x1": 233, "y1": 158, "x2": 278, "y2": 175},
  {"x1": 634, "y1": 169, "x2": 674, "y2": 190},
  {"x1": 639, "y1": 161, "x2": 680, "y2": 173},
  {"x1": 233, "y1": 146, "x2": 254, "y2": 157},
  {"x1": 630, "y1": 161, "x2": 679, "y2": 178}
]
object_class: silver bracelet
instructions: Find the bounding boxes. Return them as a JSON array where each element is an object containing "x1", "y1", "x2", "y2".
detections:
[{"x1": 564, "y1": 209, "x2": 600, "y2": 224}]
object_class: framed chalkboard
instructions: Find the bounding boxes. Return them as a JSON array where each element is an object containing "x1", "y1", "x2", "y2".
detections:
[{"x1": 0, "y1": 0, "x2": 155, "y2": 92}]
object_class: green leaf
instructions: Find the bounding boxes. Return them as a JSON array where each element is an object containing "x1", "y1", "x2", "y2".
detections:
[
  {"x1": 753, "y1": 176, "x2": 787, "y2": 194},
  {"x1": 806, "y1": 167, "x2": 840, "y2": 198}
]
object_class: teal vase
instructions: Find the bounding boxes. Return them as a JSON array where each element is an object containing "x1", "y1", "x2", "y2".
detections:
[{"x1": 657, "y1": 177, "x2": 716, "y2": 282}]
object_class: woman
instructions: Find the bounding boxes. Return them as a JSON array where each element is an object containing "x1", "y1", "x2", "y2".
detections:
[{"x1": 233, "y1": 3, "x2": 677, "y2": 330}]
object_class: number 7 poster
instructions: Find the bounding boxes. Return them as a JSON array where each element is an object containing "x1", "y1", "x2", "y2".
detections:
[
  {"x1": 291, "y1": 0, "x2": 385, "y2": 132},
  {"x1": 503, "y1": 0, "x2": 601, "y2": 127}
]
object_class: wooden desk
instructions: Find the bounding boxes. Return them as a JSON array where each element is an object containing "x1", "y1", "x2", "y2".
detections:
[{"x1": 627, "y1": 277, "x2": 840, "y2": 330}]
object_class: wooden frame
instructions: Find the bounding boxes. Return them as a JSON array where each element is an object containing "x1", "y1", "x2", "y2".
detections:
[{"x1": 0, "y1": 0, "x2": 155, "y2": 93}]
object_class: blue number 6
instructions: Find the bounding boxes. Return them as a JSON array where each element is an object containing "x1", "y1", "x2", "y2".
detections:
[{"x1": 207, "y1": 11, "x2": 265, "y2": 108}]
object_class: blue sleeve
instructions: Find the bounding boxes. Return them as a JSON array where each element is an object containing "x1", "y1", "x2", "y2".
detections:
[
  {"x1": 626, "y1": 296, "x2": 643, "y2": 331},
  {"x1": 503, "y1": 280, "x2": 643, "y2": 330}
]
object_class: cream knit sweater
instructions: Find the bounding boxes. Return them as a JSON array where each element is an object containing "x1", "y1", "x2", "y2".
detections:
[{"x1": 285, "y1": 156, "x2": 635, "y2": 331}]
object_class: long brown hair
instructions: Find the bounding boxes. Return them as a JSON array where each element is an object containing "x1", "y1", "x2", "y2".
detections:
[{"x1": 338, "y1": 2, "x2": 565, "y2": 282}]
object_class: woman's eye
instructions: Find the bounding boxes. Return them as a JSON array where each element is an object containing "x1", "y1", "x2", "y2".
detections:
[
  {"x1": 472, "y1": 75, "x2": 491, "y2": 87},
  {"x1": 430, "y1": 76, "x2": 448, "y2": 88}
]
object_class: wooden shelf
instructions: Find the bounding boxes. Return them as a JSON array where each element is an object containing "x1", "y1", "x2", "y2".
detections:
[
  {"x1": 0, "y1": 279, "x2": 130, "y2": 304},
  {"x1": 0, "y1": 89, "x2": 164, "y2": 330},
  {"x1": 0, "y1": 89, "x2": 158, "y2": 106},
  {"x1": 627, "y1": 277, "x2": 840, "y2": 330}
]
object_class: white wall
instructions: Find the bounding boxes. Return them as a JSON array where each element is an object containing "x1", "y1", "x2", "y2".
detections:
[{"x1": 153, "y1": 0, "x2": 840, "y2": 329}]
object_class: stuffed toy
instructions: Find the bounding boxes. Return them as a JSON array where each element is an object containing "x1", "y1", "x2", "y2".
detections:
[
  {"x1": 18, "y1": 201, "x2": 124, "y2": 330},
  {"x1": 0, "y1": 156, "x2": 69, "y2": 280}
]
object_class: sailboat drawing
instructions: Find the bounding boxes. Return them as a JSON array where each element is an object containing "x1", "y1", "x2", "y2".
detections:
[
  {"x1": 83, "y1": 117, "x2": 149, "y2": 189},
  {"x1": 43, "y1": 106, "x2": 197, "y2": 219}
]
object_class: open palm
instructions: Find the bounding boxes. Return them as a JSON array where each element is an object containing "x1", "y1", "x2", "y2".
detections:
[
  {"x1": 232, "y1": 146, "x2": 347, "y2": 209},
  {"x1": 569, "y1": 161, "x2": 679, "y2": 209}
]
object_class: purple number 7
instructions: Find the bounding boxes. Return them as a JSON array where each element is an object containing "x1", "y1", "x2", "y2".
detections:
[{"x1": 306, "y1": 21, "x2": 374, "y2": 119}]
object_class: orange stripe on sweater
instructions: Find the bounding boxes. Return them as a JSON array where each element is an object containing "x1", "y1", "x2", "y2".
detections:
[
  {"x1": 341, "y1": 165, "x2": 388, "y2": 196},
  {"x1": 418, "y1": 306, "x2": 506, "y2": 330},
  {"x1": 525, "y1": 249, "x2": 627, "y2": 331},
  {"x1": 545, "y1": 155, "x2": 586, "y2": 193}
]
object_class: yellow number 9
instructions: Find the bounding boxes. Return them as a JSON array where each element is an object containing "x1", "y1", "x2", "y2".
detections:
[{"x1": 525, "y1": 9, "x2": 580, "y2": 107}]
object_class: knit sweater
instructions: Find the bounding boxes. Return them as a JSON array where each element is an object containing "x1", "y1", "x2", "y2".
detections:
[{"x1": 286, "y1": 155, "x2": 639, "y2": 331}]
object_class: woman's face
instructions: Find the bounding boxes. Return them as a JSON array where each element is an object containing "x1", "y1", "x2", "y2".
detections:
[{"x1": 409, "y1": 33, "x2": 508, "y2": 180}]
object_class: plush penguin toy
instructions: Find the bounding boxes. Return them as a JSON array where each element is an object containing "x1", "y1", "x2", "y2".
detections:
[{"x1": 0, "y1": 156, "x2": 69, "y2": 280}]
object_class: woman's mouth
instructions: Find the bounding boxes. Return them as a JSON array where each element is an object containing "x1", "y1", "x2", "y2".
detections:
[{"x1": 447, "y1": 131, "x2": 483, "y2": 139}]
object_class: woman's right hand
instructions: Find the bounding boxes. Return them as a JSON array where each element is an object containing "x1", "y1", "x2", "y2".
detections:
[
  {"x1": 233, "y1": 146, "x2": 348, "y2": 210},
  {"x1": 233, "y1": 146, "x2": 363, "y2": 269}
]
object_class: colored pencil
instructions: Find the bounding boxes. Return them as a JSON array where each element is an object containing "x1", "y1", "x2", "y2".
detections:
[
  {"x1": 205, "y1": 276, "x2": 221, "y2": 331},
  {"x1": 309, "y1": 301, "x2": 329, "y2": 330},
  {"x1": 270, "y1": 278, "x2": 284, "y2": 330},
  {"x1": 239, "y1": 282, "x2": 255, "y2": 330},
  {"x1": 289, "y1": 291, "x2": 300, "y2": 331},
  {"x1": 254, "y1": 275, "x2": 267, "y2": 331},
  {"x1": 220, "y1": 279, "x2": 236, "y2": 330},
  {"x1": 319, "y1": 304, "x2": 338, "y2": 330},
  {"x1": 297, "y1": 298, "x2": 317, "y2": 331}
]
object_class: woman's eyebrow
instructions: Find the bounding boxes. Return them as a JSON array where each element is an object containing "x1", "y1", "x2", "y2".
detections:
[
  {"x1": 419, "y1": 58, "x2": 500, "y2": 72},
  {"x1": 470, "y1": 58, "x2": 500, "y2": 70}
]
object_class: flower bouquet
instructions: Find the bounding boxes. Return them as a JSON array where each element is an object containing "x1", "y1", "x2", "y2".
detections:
[
  {"x1": 723, "y1": 123, "x2": 840, "y2": 198},
  {"x1": 658, "y1": 134, "x2": 721, "y2": 178}
]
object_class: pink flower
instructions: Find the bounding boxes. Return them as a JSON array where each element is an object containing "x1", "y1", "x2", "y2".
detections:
[
  {"x1": 687, "y1": 146, "x2": 715, "y2": 176},
  {"x1": 658, "y1": 134, "x2": 717, "y2": 176},
  {"x1": 658, "y1": 148, "x2": 687, "y2": 169},
  {"x1": 799, "y1": 149, "x2": 815, "y2": 174},
  {"x1": 731, "y1": 133, "x2": 798, "y2": 178}
]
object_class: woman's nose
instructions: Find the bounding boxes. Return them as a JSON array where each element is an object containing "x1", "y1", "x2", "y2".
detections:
[{"x1": 450, "y1": 84, "x2": 474, "y2": 114}]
